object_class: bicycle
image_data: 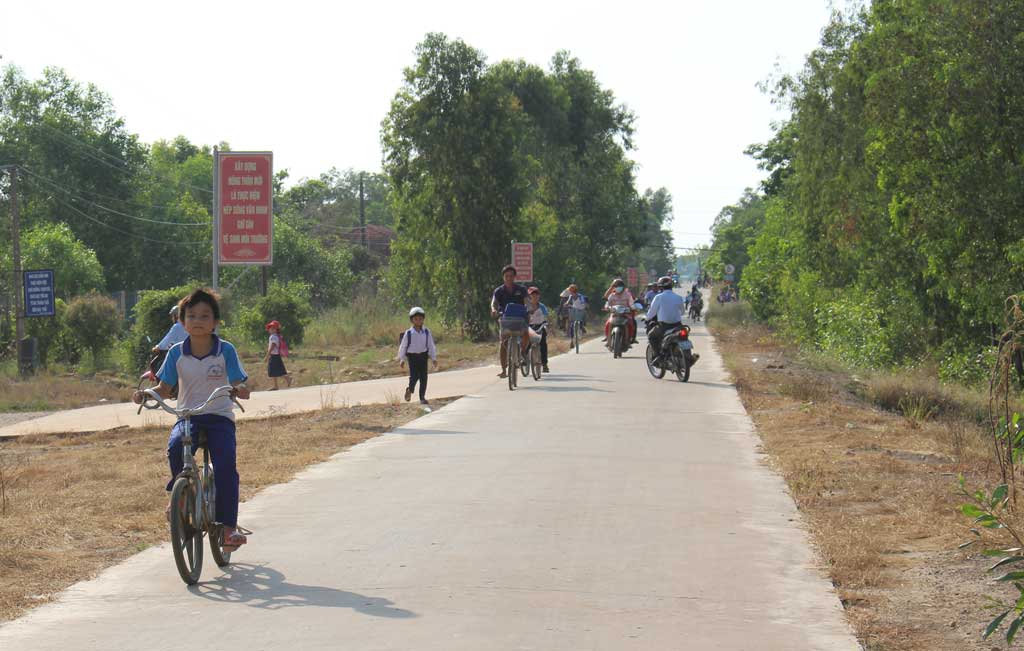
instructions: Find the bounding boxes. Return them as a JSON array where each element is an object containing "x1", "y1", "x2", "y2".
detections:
[
  {"x1": 568, "y1": 307, "x2": 586, "y2": 354},
  {"x1": 499, "y1": 316, "x2": 528, "y2": 390},
  {"x1": 136, "y1": 385, "x2": 246, "y2": 585},
  {"x1": 520, "y1": 325, "x2": 544, "y2": 381}
]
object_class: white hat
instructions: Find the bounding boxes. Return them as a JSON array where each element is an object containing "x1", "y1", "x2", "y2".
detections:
[
  {"x1": 409, "y1": 307, "x2": 425, "y2": 318},
  {"x1": 169, "y1": 305, "x2": 180, "y2": 315}
]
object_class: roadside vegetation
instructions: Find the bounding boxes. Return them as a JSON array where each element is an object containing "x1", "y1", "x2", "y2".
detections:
[
  {"x1": 708, "y1": 301, "x2": 1012, "y2": 650},
  {"x1": 705, "y1": 3, "x2": 1024, "y2": 646}
]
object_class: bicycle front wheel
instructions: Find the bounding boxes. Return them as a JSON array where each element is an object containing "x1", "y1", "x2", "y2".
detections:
[
  {"x1": 169, "y1": 476, "x2": 204, "y2": 585},
  {"x1": 508, "y1": 344, "x2": 518, "y2": 390},
  {"x1": 574, "y1": 324, "x2": 580, "y2": 354}
]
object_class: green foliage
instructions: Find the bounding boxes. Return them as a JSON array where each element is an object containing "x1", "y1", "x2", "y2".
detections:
[
  {"x1": 25, "y1": 298, "x2": 78, "y2": 367},
  {"x1": 234, "y1": 281, "x2": 313, "y2": 346},
  {"x1": 938, "y1": 344, "x2": 999, "y2": 388},
  {"x1": 718, "y1": 1, "x2": 1024, "y2": 371},
  {"x1": 382, "y1": 34, "x2": 672, "y2": 329},
  {"x1": 11, "y1": 222, "x2": 104, "y2": 298},
  {"x1": 64, "y1": 292, "x2": 122, "y2": 363},
  {"x1": 125, "y1": 285, "x2": 192, "y2": 369},
  {"x1": 957, "y1": 475, "x2": 1024, "y2": 646}
]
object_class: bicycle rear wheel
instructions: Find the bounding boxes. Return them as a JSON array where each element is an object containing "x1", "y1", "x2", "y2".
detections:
[
  {"x1": 169, "y1": 476, "x2": 204, "y2": 585},
  {"x1": 531, "y1": 346, "x2": 542, "y2": 380},
  {"x1": 573, "y1": 323, "x2": 580, "y2": 354}
]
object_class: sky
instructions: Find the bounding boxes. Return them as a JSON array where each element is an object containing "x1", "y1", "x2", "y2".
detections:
[{"x1": 1, "y1": 0, "x2": 832, "y2": 251}]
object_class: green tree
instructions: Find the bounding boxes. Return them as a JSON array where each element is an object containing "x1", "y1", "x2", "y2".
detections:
[
  {"x1": 64, "y1": 292, "x2": 122, "y2": 365},
  {"x1": 8, "y1": 222, "x2": 105, "y2": 299}
]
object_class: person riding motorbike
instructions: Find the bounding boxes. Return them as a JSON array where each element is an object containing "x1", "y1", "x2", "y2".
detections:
[
  {"x1": 646, "y1": 276, "x2": 700, "y2": 366},
  {"x1": 603, "y1": 278, "x2": 638, "y2": 344},
  {"x1": 643, "y1": 283, "x2": 658, "y2": 308}
]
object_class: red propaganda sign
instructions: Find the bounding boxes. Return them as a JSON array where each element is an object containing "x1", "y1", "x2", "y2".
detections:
[
  {"x1": 627, "y1": 267, "x2": 638, "y2": 289},
  {"x1": 216, "y1": 151, "x2": 273, "y2": 265},
  {"x1": 512, "y1": 242, "x2": 534, "y2": 282},
  {"x1": 639, "y1": 270, "x2": 649, "y2": 287}
]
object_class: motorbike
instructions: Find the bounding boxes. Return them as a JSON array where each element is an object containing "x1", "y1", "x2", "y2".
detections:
[
  {"x1": 646, "y1": 321, "x2": 695, "y2": 382},
  {"x1": 605, "y1": 304, "x2": 633, "y2": 358},
  {"x1": 689, "y1": 296, "x2": 704, "y2": 321}
]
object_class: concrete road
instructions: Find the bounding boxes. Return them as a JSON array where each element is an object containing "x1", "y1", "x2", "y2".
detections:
[
  {"x1": 0, "y1": 318, "x2": 859, "y2": 650},
  {"x1": 0, "y1": 365, "x2": 505, "y2": 438}
]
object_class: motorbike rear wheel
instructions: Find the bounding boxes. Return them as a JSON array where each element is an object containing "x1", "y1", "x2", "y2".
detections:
[
  {"x1": 613, "y1": 329, "x2": 623, "y2": 358},
  {"x1": 646, "y1": 345, "x2": 665, "y2": 379},
  {"x1": 674, "y1": 348, "x2": 691, "y2": 383}
]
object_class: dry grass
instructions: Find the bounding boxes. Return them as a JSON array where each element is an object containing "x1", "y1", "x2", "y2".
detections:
[
  {"x1": 709, "y1": 318, "x2": 1012, "y2": 651},
  {"x1": 0, "y1": 400, "x2": 450, "y2": 622},
  {"x1": 0, "y1": 372, "x2": 129, "y2": 412}
]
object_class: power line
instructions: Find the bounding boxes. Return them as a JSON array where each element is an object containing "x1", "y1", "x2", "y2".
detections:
[
  {"x1": 20, "y1": 167, "x2": 208, "y2": 227},
  {"x1": 36, "y1": 121, "x2": 214, "y2": 196},
  {"x1": 19, "y1": 176, "x2": 207, "y2": 245}
]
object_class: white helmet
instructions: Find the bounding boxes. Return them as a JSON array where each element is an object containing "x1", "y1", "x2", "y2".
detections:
[
  {"x1": 169, "y1": 305, "x2": 180, "y2": 316},
  {"x1": 409, "y1": 307, "x2": 426, "y2": 318}
]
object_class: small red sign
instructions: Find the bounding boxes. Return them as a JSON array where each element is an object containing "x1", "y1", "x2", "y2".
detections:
[
  {"x1": 217, "y1": 152, "x2": 273, "y2": 265},
  {"x1": 639, "y1": 271, "x2": 649, "y2": 288},
  {"x1": 627, "y1": 267, "x2": 638, "y2": 289},
  {"x1": 512, "y1": 242, "x2": 534, "y2": 282}
]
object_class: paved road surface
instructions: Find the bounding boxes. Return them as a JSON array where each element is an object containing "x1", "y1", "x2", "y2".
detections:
[
  {"x1": 0, "y1": 317, "x2": 859, "y2": 650},
  {"x1": 0, "y1": 365, "x2": 503, "y2": 438}
]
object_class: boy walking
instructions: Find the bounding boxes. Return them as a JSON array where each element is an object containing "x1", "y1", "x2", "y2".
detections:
[{"x1": 399, "y1": 307, "x2": 438, "y2": 405}]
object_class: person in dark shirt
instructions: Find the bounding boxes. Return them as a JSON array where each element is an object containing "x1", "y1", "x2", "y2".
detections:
[{"x1": 490, "y1": 264, "x2": 530, "y2": 378}]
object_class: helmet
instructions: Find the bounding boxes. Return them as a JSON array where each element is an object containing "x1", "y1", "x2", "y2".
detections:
[
  {"x1": 658, "y1": 276, "x2": 674, "y2": 290},
  {"x1": 409, "y1": 307, "x2": 426, "y2": 318},
  {"x1": 612, "y1": 278, "x2": 625, "y2": 287},
  {"x1": 265, "y1": 320, "x2": 282, "y2": 331},
  {"x1": 568, "y1": 284, "x2": 578, "y2": 292},
  {"x1": 527, "y1": 286, "x2": 540, "y2": 295},
  {"x1": 169, "y1": 305, "x2": 180, "y2": 316}
]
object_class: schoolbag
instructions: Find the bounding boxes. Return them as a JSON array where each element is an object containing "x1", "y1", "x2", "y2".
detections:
[{"x1": 400, "y1": 327, "x2": 430, "y2": 348}]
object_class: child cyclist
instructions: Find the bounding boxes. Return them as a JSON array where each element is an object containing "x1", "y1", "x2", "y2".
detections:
[{"x1": 132, "y1": 288, "x2": 251, "y2": 552}]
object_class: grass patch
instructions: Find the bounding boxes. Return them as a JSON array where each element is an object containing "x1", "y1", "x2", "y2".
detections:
[
  {"x1": 705, "y1": 300, "x2": 757, "y2": 328},
  {"x1": 0, "y1": 400, "x2": 452, "y2": 622},
  {"x1": 709, "y1": 316, "x2": 1006, "y2": 651}
]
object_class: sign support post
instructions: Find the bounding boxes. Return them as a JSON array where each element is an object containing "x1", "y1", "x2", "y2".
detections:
[{"x1": 212, "y1": 146, "x2": 219, "y2": 291}]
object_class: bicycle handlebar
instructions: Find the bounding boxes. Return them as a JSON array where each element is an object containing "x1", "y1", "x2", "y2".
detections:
[{"x1": 136, "y1": 385, "x2": 245, "y2": 417}]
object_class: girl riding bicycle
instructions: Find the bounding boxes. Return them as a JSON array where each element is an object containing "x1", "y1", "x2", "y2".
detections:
[{"x1": 132, "y1": 288, "x2": 251, "y2": 552}]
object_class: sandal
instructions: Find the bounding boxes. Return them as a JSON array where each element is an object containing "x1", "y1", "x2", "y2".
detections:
[{"x1": 221, "y1": 526, "x2": 251, "y2": 552}]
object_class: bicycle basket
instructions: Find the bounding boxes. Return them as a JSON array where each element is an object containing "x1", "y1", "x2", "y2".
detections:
[{"x1": 500, "y1": 317, "x2": 527, "y2": 335}]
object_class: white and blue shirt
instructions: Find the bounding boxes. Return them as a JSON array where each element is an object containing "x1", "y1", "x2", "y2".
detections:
[
  {"x1": 158, "y1": 335, "x2": 248, "y2": 421},
  {"x1": 647, "y1": 291, "x2": 687, "y2": 325},
  {"x1": 156, "y1": 322, "x2": 188, "y2": 351}
]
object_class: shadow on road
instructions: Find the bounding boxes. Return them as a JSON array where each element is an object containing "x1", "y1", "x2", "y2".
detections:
[
  {"x1": 518, "y1": 385, "x2": 611, "y2": 393},
  {"x1": 190, "y1": 563, "x2": 417, "y2": 618}
]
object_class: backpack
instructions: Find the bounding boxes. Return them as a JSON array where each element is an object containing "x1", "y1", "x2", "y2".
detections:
[
  {"x1": 278, "y1": 335, "x2": 289, "y2": 358},
  {"x1": 401, "y1": 327, "x2": 430, "y2": 348}
]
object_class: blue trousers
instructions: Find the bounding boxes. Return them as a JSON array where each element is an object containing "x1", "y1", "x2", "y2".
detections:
[{"x1": 166, "y1": 414, "x2": 239, "y2": 527}]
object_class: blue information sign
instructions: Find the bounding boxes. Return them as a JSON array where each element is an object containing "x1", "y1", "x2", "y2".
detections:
[{"x1": 24, "y1": 270, "x2": 56, "y2": 318}]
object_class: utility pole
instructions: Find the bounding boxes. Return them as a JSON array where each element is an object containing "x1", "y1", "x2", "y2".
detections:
[
  {"x1": 7, "y1": 166, "x2": 24, "y2": 347},
  {"x1": 212, "y1": 146, "x2": 219, "y2": 291},
  {"x1": 359, "y1": 172, "x2": 367, "y2": 249}
]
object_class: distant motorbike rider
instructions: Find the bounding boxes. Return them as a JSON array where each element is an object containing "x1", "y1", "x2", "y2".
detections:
[
  {"x1": 603, "y1": 278, "x2": 638, "y2": 344},
  {"x1": 646, "y1": 276, "x2": 700, "y2": 366}
]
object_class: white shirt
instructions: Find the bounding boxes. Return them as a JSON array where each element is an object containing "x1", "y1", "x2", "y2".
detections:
[
  {"x1": 398, "y1": 327, "x2": 437, "y2": 361},
  {"x1": 268, "y1": 333, "x2": 281, "y2": 355},
  {"x1": 158, "y1": 336, "x2": 247, "y2": 421},
  {"x1": 156, "y1": 322, "x2": 188, "y2": 351},
  {"x1": 647, "y1": 291, "x2": 686, "y2": 325}
]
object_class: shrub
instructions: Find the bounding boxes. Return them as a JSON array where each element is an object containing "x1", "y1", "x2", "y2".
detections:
[
  {"x1": 235, "y1": 280, "x2": 313, "y2": 346},
  {"x1": 64, "y1": 292, "x2": 123, "y2": 364},
  {"x1": 938, "y1": 343, "x2": 998, "y2": 387},
  {"x1": 25, "y1": 298, "x2": 79, "y2": 367},
  {"x1": 125, "y1": 285, "x2": 193, "y2": 369}
]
